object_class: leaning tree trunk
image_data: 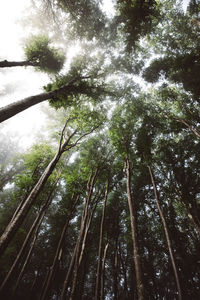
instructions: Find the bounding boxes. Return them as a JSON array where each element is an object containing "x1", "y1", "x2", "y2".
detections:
[
  {"x1": 13, "y1": 215, "x2": 42, "y2": 295},
  {"x1": 0, "y1": 127, "x2": 77, "y2": 258},
  {"x1": 125, "y1": 156, "x2": 145, "y2": 300},
  {"x1": 147, "y1": 165, "x2": 182, "y2": 300},
  {"x1": 95, "y1": 181, "x2": 109, "y2": 300},
  {"x1": 0, "y1": 180, "x2": 57, "y2": 293},
  {"x1": 176, "y1": 118, "x2": 200, "y2": 138},
  {"x1": 0, "y1": 76, "x2": 82, "y2": 123}
]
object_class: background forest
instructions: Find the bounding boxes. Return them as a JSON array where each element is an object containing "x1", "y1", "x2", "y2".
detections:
[{"x1": 0, "y1": 0, "x2": 200, "y2": 299}]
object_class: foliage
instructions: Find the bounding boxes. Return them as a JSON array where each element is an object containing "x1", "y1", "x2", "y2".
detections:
[
  {"x1": 1, "y1": 1, "x2": 200, "y2": 299},
  {"x1": 24, "y1": 34, "x2": 65, "y2": 73},
  {"x1": 115, "y1": 0, "x2": 161, "y2": 50}
]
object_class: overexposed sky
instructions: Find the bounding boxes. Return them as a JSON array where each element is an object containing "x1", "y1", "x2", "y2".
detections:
[
  {"x1": 0, "y1": 0, "x2": 192, "y2": 148},
  {"x1": 0, "y1": 0, "x2": 50, "y2": 148}
]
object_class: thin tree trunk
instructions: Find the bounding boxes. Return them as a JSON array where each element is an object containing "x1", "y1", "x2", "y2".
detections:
[
  {"x1": 125, "y1": 156, "x2": 145, "y2": 300},
  {"x1": 176, "y1": 119, "x2": 200, "y2": 138},
  {"x1": 118, "y1": 244, "x2": 128, "y2": 297},
  {"x1": 185, "y1": 205, "x2": 200, "y2": 235},
  {"x1": 13, "y1": 216, "x2": 42, "y2": 294},
  {"x1": 170, "y1": 172, "x2": 200, "y2": 235},
  {"x1": 147, "y1": 165, "x2": 182, "y2": 300},
  {"x1": 60, "y1": 169, "x2": 99, "y2": 300},
  {"x1": 0, "y1": 76, "x2": 84, "y2": 123},
  {"x1": 0, "y1": 179, "x2": 57, "y2": 292},
  {"x1": 0, "y1": 60, "x2": 37, "y2": 68},
  {"x1": 0, "y1": 125, "x2": 78, "y2": 258},
  {"x1": 100, "y1": 242, "x2": 109, "y2": 300},
  {"x1": 113, "y1": 241, "x2": 119, "y2": 300},
  {"x1": 40, "y1": 195, "x2": 79, "y2": 300},
  {"x1": 69, "y1": 187, "x2": 101, "y2": 300},
  {"x1": 95, "y1": 181, "x2": 109, "y2": 300}
]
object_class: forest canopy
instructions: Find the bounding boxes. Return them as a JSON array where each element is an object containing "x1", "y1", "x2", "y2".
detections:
[{"x1": 0, "y1": 0, "x2": 200, "y2": 299}]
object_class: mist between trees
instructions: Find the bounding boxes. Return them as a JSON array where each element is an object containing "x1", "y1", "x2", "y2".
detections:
[{"x1": 0, "y1": 0, "x2": 200, "y2": 299}]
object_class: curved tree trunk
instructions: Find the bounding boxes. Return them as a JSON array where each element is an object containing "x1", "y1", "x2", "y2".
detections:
[
  {"x1": 147, "y1": 165, "x2": 182, "y2": 300},
  {"x1": 125, "y1": 156, "x2": 145, "y2": 300},
  {"x1": 0, "y1": 77, "x2": 81, "y2": 123}
]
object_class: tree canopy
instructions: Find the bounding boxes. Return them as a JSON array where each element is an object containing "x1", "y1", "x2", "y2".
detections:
[{"x1": 0, "y1": 0, "x2": 200, "y2": 299}]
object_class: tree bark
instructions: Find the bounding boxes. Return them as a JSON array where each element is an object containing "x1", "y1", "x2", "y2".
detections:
[
  {"x1": 113, "y1": 240, "x2": 119, "y2": 300},
  {"x1": 125, "y1": 156, "x2": 145, "y2": 300},
  {"x1": 61, "y1": 168, "x2": 99, "y2": 300},
  {"x1": 95, "y1": 181, "x2": 109, "y2": 300},
  {"x1": 69, "y1": 183, "x2": 101, "y2": 300},
  {"x1": 176, "y1": 119, "x2": 200, "y2": 138},
  {"x1": 0, "y1": 60, "x2": 37, "y2": 68},
  {"x1": 147, "y1": 165, "x2": 182, "y2": 300},
  {"x1": 40, "y1": 195, "x2": 79, "y2": 300},
  {"x1": 13, "y1": 215, "x2": 42, "y2": 294},
  {"x1": 100, "y1": 242, "x2": 109, "y2": 300},
  {"x1": 0, "y1": 77, "x2": 82, "y2": 123},
  {"x1": 0, "y1": 180, "x2": 57, "y2": 293},
  {"x1": 0, "y1": 126, "x2": 77, "y2": 258}
]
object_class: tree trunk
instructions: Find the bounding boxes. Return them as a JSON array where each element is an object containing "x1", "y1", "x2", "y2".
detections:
[
  {"x1": 0, "y1": 127, "x2": 77, "y2": 258},
  {"x1": 69, "y1": 185, "x2": 101, "y2": 300},
  {"x1": 95, "y1": 181, "x2": 109, "y2": 300},
  {"x1": 40, "y1": 195, "x2": 79, "y2": 300},
  {"x1": 118, "y1": 243, "x2": 129, "y2": 298},
  {"x1": 13, "y1": 215, "x2": 42, "y2": 294},
  {"x1": 0, "y1": 60, "x2": 36, "y2": 68},
  {"x1": 61, "y1": 169, "x2": 99, "y2": 300},
  {"x1": 147, "y1": 165, "x2": 182, "y2": 300},
  {"x1": 100, "y1": 242, "x2": 109, "y2": 300},
  {"x1": 0, "y1": 180, "x2": 57, "y2": 292},
  {"x1": 113, "y1": 241, "x2": 119, "y2": 300},
  {"x1": 176, "y1": 118, "x2": 200, "y2": 138},
  {"x1": 125, "y1": 156, "x2": 145, "y2": 300},
  {"x1": 171, "y1": 172, "x2": 200, "y2": 235},
  {"x1": 0, "y1": 77, "x2": 81, "y2": 123}
]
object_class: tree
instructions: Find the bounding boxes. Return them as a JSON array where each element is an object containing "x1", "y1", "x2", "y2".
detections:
[
  {"x1": 0, "y1": 35, "x2": 65, "y2": 74},
  {"x1": 0, "y1": 53, "x2": 110, "y2": 123},
  {"x1": 0, "y1": 105, "x2": 104, "y2": 258}
]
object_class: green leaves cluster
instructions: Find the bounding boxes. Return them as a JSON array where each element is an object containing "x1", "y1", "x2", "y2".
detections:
[{"x1": 24, "y1": 34, "x2": 65, "y2": 73}]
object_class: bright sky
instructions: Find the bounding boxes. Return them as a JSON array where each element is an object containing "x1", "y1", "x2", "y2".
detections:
[
  {"x1": 0, "y1": 0, "x2": 192, "y2": 149},
  {"x1": 0, "y1": 0, "x2": 50, "y2": 149}
]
